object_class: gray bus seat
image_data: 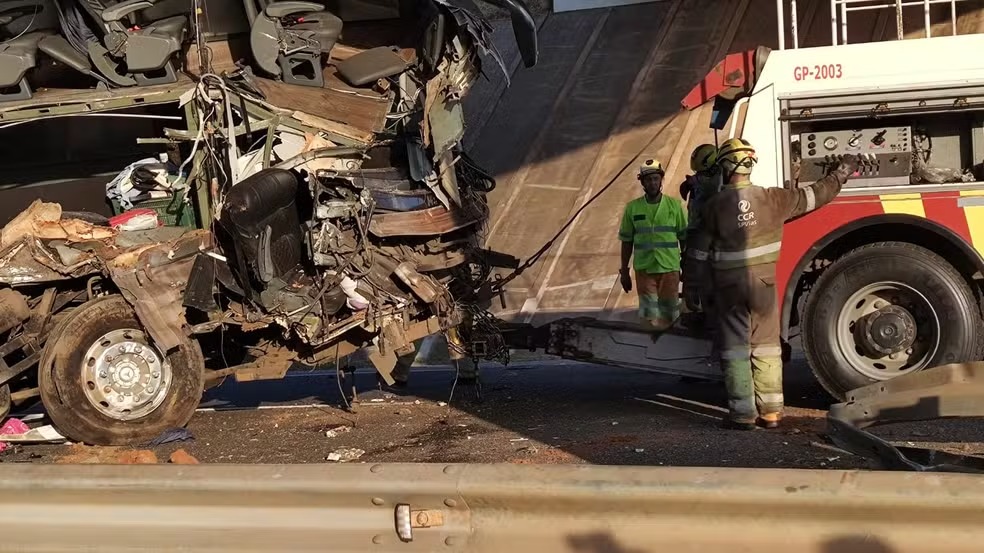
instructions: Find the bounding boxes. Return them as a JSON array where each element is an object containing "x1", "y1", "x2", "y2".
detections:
[
  {"x1": 0, "y1": 33, "x2": 47, "y2": 101},
  {"x1": 336, "y1": 46, "x2": 408, "y2": 88},
  {"x1": 0, "y1": 0, "x2": 59, "y2": 102},
  {"x1": 245, "y1": 0, "x2": 342, "y2": 88},
  {"x1": 47, "y1": 0, "x2": 187, "y2": 87}
]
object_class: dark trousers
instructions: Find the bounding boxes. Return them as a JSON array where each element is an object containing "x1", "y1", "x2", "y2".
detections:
[{"x1": 713, "y1": 263, "x2": 784, "y2": 423}]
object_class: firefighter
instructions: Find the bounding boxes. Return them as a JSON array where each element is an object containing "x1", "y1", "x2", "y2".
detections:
[
  {"x1": 684, "y1": 138, "x2": 858, "y2": 430},
  {"x1": 680, "y1": 144, "x2": 722, "y2": 343},
  {"x1": 618, "y1": 159, "x2": 688, "y2": 332}
]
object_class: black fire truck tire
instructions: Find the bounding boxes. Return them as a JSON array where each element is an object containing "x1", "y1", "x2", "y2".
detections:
[
  {"x1": 802, "y1": 241, "x2": 981, "y2": 401},
  {"x1": 38, "y1": 296, "x2": 204, "y2": 446}
]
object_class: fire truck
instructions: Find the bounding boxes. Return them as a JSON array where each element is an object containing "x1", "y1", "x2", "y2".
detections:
[{"x1": 509, "y1": 0, "x2": 984, "y2": 401}]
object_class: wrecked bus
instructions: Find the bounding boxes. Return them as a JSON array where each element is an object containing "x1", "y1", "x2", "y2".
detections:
[{"x1": 0, "y1": 0, "x2": 537, "y2": 444}]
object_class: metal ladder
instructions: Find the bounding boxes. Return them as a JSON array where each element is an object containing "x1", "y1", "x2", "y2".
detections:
[{"x1": 775, "y1": 0, "x2": 974, "y2": 49}]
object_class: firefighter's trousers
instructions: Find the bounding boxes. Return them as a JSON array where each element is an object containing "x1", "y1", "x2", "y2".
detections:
[
  {"x1": 698, "y1": 269, "x2": 720, "y2": 365},
  {"x1": 712, "y1": 263, "x2": 784, "y2": 423}
]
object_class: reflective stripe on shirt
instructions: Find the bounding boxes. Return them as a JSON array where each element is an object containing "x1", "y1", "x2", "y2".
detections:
[
  {"x1": 635, "y1": 241, "x2": 679, "y2": 251},
  {"x1": 713, "y1": 241, "x2": 782, "y2": 262}
]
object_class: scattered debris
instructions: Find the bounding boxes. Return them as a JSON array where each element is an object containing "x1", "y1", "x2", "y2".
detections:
[
  {"x1": 0, "y1": 418, "x2": 31, "y2": 452},
  {"x1": 325, "y1": 426, "x2": 352, "y2": 438},
  {"x1": 826, "y1": 456, "x2": 841, "y2": 462},
  {"x1": 634, "y1": 449, "x2": 645, "y2": 453},
  {"x1": 437, "y1": 402, "x2": 448, "y2": 407},
  {"x1": 396, "y1": 408, "x2": 413, "y2": 416},
  {"x1": 169, "y1": 449, "x2": 200, "y2": 464},
  {"x1": 790, "y1": 428, "x2": 802, "y2": 434},
  {"x1": 414, "y1": 400, "x2": 422, "y2": 405},
  {"x1": 0, "y1": 423, "x2": 65, "y2": 449},
  {"x1": 509, "y1": 438, "x2": 529, "y2": 442},
  {"x1": 146, "y1": 427, "x2": 194, "y2": 447},
  {"x1": 611, "y1": 421, "x2": 619, "y2": 426},
  {"x1": 119, "y1": 450, "x2": 160, "y2": 465},
  {"x1": 327, "y1": 448, "x2": 365, "y2": 462}
]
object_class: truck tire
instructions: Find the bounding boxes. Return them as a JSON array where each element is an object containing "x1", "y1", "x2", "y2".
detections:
[
  {"x1": 38, "y1": 296, "x2": 204, "y2": 445},
  {"x1": 802, "y1": 242, "x2": 981, "y2": 401}
]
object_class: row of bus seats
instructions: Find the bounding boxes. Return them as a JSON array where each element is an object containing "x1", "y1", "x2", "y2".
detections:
[{"x1": 0, "y1": 0, "x2": 356, "y2": 102}]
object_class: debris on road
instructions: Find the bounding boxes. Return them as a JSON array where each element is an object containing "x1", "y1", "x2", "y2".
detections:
[
  {"x1": 635, "y1": 449, "x2": 645, "y2": 453},
  {"x1": 0, "y1": 418, "x2": 31, "y2": 452},
  {"x1": 119, "y1": 450, "x2": 160, "y2": 464},
  {"x1": 55, "y1": 445, "x2": 159, "y2": 464},
  {"x1": 146, "y1": 428, "x2": 195, "y2": 447},
  {"x1": 325, "y1": 426, "x2": 352, "y2": 438},
  {"x1": 327, "y1": 448, "x2": 365, "y2": 462},
  {"x1": 0, "y1": 422, "x2": 65, "y2": 449},
  {"x1": 169, "y1": 449, "x2": 200, "y2": 464},
  {"x1": 438, "y1": 402, "x2": 448, "y2": 407}
]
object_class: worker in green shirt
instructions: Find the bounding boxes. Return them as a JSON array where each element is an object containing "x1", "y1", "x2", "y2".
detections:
[{"x1": 618, "y1": 159, "x2": 688, "y2": 331}]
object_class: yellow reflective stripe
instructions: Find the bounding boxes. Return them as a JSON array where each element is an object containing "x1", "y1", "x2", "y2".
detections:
[
  {"x1": 961, "y1": 190, "x2": 984, "y2": 254},
  {"x1": 758, "y1": 392, "x2": 784, "y2": 405},
  {"x1": 879, "y1": 193, "x2": 925, "y2": 218}
]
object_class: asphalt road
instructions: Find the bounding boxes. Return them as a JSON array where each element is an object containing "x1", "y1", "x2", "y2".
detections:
[{"x1": 5, "y1": 350, "x2": 984, "y2": 467}]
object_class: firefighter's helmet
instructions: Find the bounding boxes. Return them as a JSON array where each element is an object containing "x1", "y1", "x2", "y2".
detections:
[
  {"x1": 717, "y1": 138, "x2": 757, "y2": 175},
  {"x1": 690, "y1": 144, "x2": 718, "y2": 172},
  {"x1": 639, "y1": 159, "x2": 664, "y2": 177}
]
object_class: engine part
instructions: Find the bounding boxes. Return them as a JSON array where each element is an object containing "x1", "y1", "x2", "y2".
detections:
[{"x1": 394, "y1": 262, "x2": 441, "y2": 303}]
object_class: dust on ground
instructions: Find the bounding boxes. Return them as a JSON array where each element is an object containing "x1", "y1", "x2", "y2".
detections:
[{"x1": 4, "y1": 362, "x2": 983, "y2": 469}]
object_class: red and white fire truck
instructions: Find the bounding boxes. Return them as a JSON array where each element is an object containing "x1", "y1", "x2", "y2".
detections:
[{"x1": 515, "y1": 0, "x2": 984, "y2": 400}]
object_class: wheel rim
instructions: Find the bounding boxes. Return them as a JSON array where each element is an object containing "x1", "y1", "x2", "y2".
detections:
[
  {"x1": 835, "y1": 281, "x2": 940, "y2": 381},
  {"x1": 81, "y1": 329, "x2": 172, "y2": 421}
]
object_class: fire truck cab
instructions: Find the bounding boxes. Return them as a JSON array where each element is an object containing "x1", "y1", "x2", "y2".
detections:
[{"x1": 683, "y1": 0, "x2": 984, "y2": 399}]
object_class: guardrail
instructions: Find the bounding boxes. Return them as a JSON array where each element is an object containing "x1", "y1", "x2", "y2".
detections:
[{"x1": 2, "y1": 463, "x2": 984, "y2": 551}]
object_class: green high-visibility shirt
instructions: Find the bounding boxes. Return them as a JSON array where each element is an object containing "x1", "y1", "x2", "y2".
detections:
[{"x1": 618, "y1": 195, "x2": 687, "y2": 273}]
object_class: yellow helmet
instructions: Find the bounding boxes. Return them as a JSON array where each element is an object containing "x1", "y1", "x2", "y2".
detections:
[
  {"x1": 717, "y1": 137, "x2": 757, "y2": 175},
  {"x1": 639, "y1": 158, "x2": 664, "y2": 177},
  {"x1": 690, "y1": 144, "x2": 718, "y2": 172}
]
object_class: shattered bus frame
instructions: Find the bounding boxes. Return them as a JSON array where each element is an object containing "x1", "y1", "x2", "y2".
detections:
[{"x1": 0, "y1": 0, "x2": 537, "y2": 445}]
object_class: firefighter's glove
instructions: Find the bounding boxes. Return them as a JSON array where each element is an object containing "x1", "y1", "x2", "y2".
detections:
[
  {"x1": 683, "y1": 281, "x2": 701, "y2": 312},
  {"x1": 837, "y1": 154, "x2": 860, "y2": 179},
  {"x1": 620, "y1": 268, "x2": 632, "y2": 293},
  {"x1": 680, "y1": 178, "x2": 693, "y2": 202}
]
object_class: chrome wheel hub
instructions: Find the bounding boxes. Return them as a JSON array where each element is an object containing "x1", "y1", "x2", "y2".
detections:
[{"x1": 81, "y1": 329, "x2": 171, "y2": 420}]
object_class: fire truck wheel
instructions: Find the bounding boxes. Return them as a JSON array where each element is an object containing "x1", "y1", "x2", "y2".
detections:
[
  {"x1": 38, "y1": 296, "x2": 204, "y2": 446},
  {"x1": 803, "y1": 241, "x2": 981, "y2": 401}
]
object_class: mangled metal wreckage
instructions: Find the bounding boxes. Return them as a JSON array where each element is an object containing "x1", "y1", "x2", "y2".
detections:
[{"x1": 0, "y1": 0, "x2": 536, "y2": 445}]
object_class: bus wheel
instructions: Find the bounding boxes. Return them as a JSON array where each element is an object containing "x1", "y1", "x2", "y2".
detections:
[
  {"x1": 38, "y1": 296, "x2": 204, "y2": 445},
  {"x1": 0, "y1": 385, "x2": 9, "y2": 420},
  {"x1": 802, "y1": 241, "x2": 980, "y2": 401}
]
